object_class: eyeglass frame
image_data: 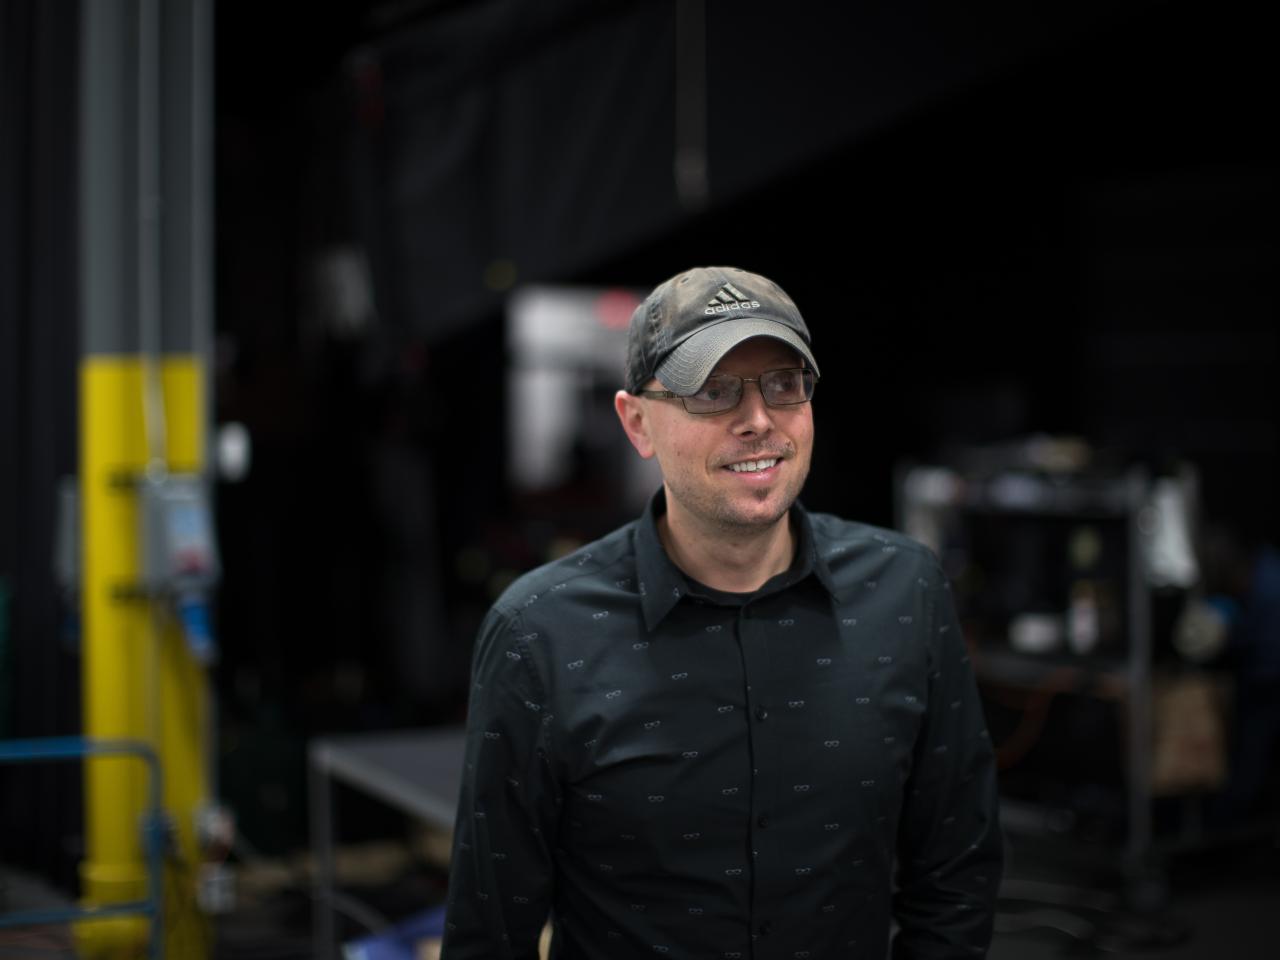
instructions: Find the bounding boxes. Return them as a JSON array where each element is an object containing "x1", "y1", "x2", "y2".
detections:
[{"x1": 635, "y1": 366, "x2": 818, "y2": 415}]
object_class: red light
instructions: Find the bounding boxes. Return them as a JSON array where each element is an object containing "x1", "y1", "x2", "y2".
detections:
[{"x1": 595, "y1": 289, "x2": 641, "y2": 330}]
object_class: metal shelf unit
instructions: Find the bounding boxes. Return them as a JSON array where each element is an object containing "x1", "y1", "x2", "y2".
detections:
[{"x1": 897, "y1": 463, "x2": 1159, "y2": 874}]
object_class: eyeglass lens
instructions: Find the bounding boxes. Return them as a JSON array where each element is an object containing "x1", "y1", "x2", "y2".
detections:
[{"x1": 684, "y1": 368, "x2": 815, "y2": 414}]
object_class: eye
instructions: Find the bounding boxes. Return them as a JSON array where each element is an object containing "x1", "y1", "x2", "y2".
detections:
[
  {"x1": 695, "y1": 375, "x2": 735, "y2": 402},
  {"x1": 764, "y1": 369, "x2": 801, "y2": 400}
]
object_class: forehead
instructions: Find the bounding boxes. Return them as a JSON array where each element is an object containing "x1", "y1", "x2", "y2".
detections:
[{"x1": 711, "y1": 336, "x2": 804, "y2": 372}]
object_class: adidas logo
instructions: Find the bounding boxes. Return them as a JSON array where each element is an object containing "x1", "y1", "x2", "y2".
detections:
[{"x1": 704, "y1": 282, "x2": 761, "y2": 316}]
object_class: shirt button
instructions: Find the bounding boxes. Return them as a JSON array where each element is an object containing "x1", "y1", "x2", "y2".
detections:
[
  {"x1": 757, "y1": 815, "x2": 770, "y2": 828},
  {"x1": 754, "y1": 706, "x2": 768, "y2": 721}
]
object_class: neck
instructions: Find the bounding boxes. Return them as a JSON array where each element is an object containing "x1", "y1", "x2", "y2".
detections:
[{"x1": 658, "y1": 492, "x2": 796, "y2": 594}]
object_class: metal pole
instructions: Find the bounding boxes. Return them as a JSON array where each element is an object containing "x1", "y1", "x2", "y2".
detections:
[
  {"x1": 1126, "y1": 468, "x2": 1153, "y2": 867},
  {"x1": 78, "y1": 1, "x2": 153, "y2": 952},
  {"x1": 138, "y1": 0, "x2": 168, "y2": 478},
  {"x1": 310, "y1": 743, "x2": 339, "y2": 959},
  {"x1": 79, "y1": 2, "x2": 216, "y2": 956}
]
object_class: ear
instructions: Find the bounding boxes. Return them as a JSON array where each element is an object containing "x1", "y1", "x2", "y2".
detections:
[{"x1": 614, "y1": 390, "x2": 656, "y2": 459}]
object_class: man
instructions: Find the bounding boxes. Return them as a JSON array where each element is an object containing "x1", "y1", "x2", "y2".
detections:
[{"x1": 442, "y1": 266, "x2": 1002, "y2": 959}]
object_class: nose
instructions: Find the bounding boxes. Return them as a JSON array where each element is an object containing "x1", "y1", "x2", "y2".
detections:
[{"x1": 729, "y1": 379, "x2": 774, "y2": 436}]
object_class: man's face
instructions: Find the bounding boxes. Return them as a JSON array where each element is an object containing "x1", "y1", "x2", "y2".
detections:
[{"x1": 616, "y1": 337, "x2": 815, "y2": 536}]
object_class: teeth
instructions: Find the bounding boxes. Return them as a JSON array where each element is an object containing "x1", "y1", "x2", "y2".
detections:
[{"x1": 728, "y1": 458, "x2": 778, "y2": 473}]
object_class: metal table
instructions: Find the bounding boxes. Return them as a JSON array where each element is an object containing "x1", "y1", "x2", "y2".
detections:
[{"x1": 308, "y1": 725, "x2": 465, "y2": 959}]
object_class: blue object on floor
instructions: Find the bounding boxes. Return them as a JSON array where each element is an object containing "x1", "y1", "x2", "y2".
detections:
[{"x1": 343, "y1": 904, "x2": 447, "y2": 960}]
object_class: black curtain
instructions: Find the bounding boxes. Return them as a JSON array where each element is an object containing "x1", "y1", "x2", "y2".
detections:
[
  {"x1": 0, "y1": 0, "x2": 82, "y2": 889},
  {"x1": 347, "y1": 0, "x2": 1163, "y2": 343}
]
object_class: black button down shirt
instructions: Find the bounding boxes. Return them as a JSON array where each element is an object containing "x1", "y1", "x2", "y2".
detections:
[{"x1": 443, "y1": 492, "x2": 1002, "y2": 959}]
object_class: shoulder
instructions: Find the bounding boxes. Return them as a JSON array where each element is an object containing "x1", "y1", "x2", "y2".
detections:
[
  {"x1": 805, "y1": 508, "x2": 940, "y2": 574},
  {"x1": 801, "y1": 507, "x2": 952, "y2": 616}
]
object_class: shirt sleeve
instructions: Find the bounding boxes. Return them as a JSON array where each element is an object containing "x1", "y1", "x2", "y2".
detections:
[
  {"x1": 441, "y1": 604, "x2": 560, "y2": 960},
  {"x1": 891, "y1": 557, "x2": 1003, "y2": 959}
]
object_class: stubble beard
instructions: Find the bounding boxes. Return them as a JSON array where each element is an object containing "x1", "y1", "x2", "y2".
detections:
[{"x1": 667, "y1": 449, "x2": 811, "y2": 537}]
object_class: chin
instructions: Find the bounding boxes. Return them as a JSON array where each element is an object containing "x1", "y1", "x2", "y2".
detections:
[{"x1": 719, "y1": 495, "x2": 793, "y2": 530}]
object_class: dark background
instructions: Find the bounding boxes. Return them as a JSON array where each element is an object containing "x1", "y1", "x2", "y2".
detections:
[
  {"x1": 2, "y1": 0, "x2": 1276, "y2": 873},
  {"x1": 211, "y1": 0, "x2": 1278, "y2": 854}
]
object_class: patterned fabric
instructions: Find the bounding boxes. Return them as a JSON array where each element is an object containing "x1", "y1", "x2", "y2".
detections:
[{"x1": 442, "y1": 491, "x2": 1002, "y2": 959}]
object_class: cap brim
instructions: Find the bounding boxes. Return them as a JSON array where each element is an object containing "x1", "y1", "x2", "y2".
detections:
[{"x1": 653, "y1": 318, "x2": 820, "y2": 396}]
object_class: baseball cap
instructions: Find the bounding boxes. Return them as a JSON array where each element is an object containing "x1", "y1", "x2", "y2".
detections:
[{"x1": 624, "y1": 266, "x2": 819, "y2": 395}]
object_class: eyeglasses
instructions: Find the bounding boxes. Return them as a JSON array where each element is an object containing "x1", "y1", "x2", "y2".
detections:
[{"x1": 637, "y1": 367, "x2": 818, "y2": 415}]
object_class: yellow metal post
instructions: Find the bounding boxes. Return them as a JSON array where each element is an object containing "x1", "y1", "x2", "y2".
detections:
[
  {"x1": 78, "y1": 358, "x2": 211, "y2": 957},
  {"x1": 78, "y1": 0, "x2": 214, "y2": 953},
  {"x1": 156, "y1": 359, "x2": 213, "y2": 959},
  {"x1": 78, "y1": 358, "x2": 150, "y2": 957}
]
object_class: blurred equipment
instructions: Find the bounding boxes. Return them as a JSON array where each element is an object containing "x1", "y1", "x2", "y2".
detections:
[
  {"x1": 1178, "y1": 523, "x2": 1280, "y2": 828},
  {"x1": 506, "y1": 285, "x2": 661, "y2": 516},
  {"x1": 1150, "y1": 673, "x2": 1226, "y2": 795},
  {"x1": 1145, "y1": 474, "x2": 1200, "y2": 589},
  {"x1": 1173, "y1": 596, "x2": 1234, "y2": 662},
  {"x1": 897, "y1": 439, "x2": 1212, "y2": 894},
  {"x1": 215, "y1": 421, "x2": 252, "y2": 483},
  {"x1": 140, "y1": 474, "x2": 221, "y2": 664}
]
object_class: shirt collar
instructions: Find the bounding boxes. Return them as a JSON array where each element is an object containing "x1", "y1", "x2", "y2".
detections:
[
  {"x1": 634, "y1": 489, "x2": 840, "y2": 631},
  {"x1": 635, "y1": 491, "x2": 686, "y2": 630},
  {"x1": 795, "y1": 503, "x2": 841, "y2": 600}
]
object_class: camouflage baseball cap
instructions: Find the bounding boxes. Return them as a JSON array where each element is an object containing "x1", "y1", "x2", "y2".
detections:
[{"x1": 624, "y1": 266, "x2": 819, "y2": 395}]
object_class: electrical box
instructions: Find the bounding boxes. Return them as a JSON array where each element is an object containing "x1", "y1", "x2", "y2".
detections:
[
  {"x1": 139, "y1": 473, "x2": 220, "y2": 595},
  {"x1": 139, "y1": 473, "x2": 220, "y2": 662}
]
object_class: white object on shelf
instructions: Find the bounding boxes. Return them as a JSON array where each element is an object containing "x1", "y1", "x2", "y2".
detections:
[{"x1": 1009, "y1": 613, "x2": 1064, "y2": 654}]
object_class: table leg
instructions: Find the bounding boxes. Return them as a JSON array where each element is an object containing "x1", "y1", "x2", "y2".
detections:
[{"x1": 310, "y1": 747, "x2": 337, "y2": 959}]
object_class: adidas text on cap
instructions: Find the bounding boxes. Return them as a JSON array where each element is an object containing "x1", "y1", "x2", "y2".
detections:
[{"x1": 624, "y1": 266, "x2": 819, "y2": 396}]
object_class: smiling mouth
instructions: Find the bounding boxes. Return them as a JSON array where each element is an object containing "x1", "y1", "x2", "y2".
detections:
[{"x1": 726, "y1": 458, "x2": 779, "y2": 473}]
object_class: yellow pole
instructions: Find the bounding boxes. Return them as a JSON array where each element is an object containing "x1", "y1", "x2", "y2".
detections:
[
  {"x1": 77, "y1": 356, "x2": 210, "y2": 958},
  {"x1": 156, "y1": 357, "x2": 213, "y2": 959},
  {"x1": 78, "y1": 357, "x2": 151, "y2": 957},
  {"x1": 78, "y1": 1, "x2": 214, "y2": 953}
]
